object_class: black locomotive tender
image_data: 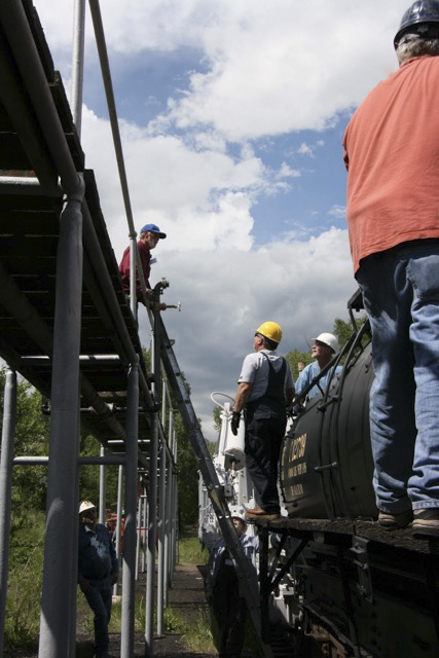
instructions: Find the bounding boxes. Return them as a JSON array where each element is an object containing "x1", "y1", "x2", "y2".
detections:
[{"x1": 257, "y1": 290, "x2": 439, "y2": 658}]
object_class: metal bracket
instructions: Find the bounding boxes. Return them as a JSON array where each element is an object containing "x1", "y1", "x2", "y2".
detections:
[{"x1": 350, "y1": 536, "x2": 373, "y2": 602}]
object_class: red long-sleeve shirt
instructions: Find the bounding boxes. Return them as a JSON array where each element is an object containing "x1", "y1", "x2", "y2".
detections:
[{"x1": 118, "y1": 240, "x2": 151, "y2": 294}]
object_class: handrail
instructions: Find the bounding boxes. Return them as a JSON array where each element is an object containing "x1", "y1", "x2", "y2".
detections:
[{"x1": 88, "y1": 0, "x2": 137, "y2": 240}]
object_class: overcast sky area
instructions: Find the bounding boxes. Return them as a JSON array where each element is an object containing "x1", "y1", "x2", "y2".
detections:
[{"x1": 34, "y1": 0, "x2": 409, "y2": 440}]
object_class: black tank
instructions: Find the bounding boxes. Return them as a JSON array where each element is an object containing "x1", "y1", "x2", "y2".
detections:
[{"x1": 280, "y1": 336, "x2": 377, "y2": 520}]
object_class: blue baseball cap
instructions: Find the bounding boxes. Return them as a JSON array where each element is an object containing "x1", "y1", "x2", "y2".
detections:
[{"x1": 140, "y1": 223, "x2": 166, "y2": 239}]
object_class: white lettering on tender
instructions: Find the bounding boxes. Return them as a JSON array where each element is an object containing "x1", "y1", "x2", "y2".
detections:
[{"x1": 290, "y1": 433, "x2": 307, "y2": 462}]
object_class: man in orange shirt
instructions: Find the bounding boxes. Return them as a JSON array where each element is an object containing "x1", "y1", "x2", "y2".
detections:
[{"x1": 343, "y1": 0, "x2": 439, "y2": 538}]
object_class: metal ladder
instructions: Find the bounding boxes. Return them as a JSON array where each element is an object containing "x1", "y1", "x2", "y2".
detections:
[{"x1": 158, "y1": 315, "x2": 275, "y2": 658}]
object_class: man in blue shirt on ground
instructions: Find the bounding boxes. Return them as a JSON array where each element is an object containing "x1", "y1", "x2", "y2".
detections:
[{"x1": 78, "y1": 500, "x2": 119, "y2": 658}]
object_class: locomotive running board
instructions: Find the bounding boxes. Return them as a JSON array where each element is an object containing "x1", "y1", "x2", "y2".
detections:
[{"x1": 158, "y1": 315, "x2": 275, "y2": 658}]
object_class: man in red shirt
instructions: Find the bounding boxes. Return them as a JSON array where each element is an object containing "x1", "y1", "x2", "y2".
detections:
[
  {"x1": 343, "y1": 0, "x2": 439, "y2": 538},
  {"x1": 119, "y1": 223, "x2": 166, "y2": 304}
]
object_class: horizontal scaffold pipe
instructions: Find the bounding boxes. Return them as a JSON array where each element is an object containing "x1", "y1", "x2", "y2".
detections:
[
  {"x1": 0, "y1": 178, "x2": 62, "y2": 195},
  {"x1": 12, "y1": 455, "x2": 127, "y2": 466},
  {"x1": 22, "y1": 355, "x2": 123, "y2": 365}
]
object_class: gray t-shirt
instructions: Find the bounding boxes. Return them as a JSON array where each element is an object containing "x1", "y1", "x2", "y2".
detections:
[{"x1": 238, "y1": 350, "x2": 294, "y2": 402}]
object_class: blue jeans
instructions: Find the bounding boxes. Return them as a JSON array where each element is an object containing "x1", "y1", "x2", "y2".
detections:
[
  {"x1": 84, "y1": 578, "x2": 112, "y2": 655},
  {"x1": 356, "y1": 241, "x2": 439, "y2": 513}
]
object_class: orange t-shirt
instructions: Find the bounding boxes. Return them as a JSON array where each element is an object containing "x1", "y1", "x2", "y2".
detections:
[{"x1": 343, "y1": 56, "x2": 439, "y2": 273}]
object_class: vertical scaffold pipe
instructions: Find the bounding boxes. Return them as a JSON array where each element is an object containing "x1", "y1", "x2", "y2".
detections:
[
  {"x1": 0, "y1": 369, "x2": 17, "y2": 656},
  {"x1": 121, "y1": 358, "x2": 139, "y2": 658},
  {"x1": 38, "y1": 179, "x2": 84, "y2": 658},
  {"x1": 113, "y1": 464, "x2": 124, "y2": 596},
  {"x1": 70, "y1": 460, "x2": 80, "y2": 655},
  {"x1": 164, "y1": 452, "x2": 172, "y2": 606},
  {"x1": 129, "y1": 236, "x2": 137, "y2": 321},
  {"x1": 70, "y1": 0, "x2": 86, "y2": 136},
  {"x1": 99, "y1": 445, "x2": 106, "y2": 524},
  {"x1": 157, "y1": 441, "x2": 167, "y2": 634},
  {"x1": 145, "y1": 413, "x2": 159, "y2": 656},
  {"x1": 164, "y1": 412, "x2": 174, "y2": 603},
  {"x1": 135, "y1": 495, "x2": 142, "y2": 580},
  {"x1": 170, "y1": 431, "x2": 178, "y2": 577},
  {"x1": 141, "y1": 493, "x2": 147, "y2": 573},
  {"x1": 145, "y1": 306, "x2": 161, "y2": 656}
]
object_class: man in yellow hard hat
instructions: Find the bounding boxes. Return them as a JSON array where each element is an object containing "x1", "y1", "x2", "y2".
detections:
[{"x1": 231, "y1": 322, "x2": 295, "y2": 520}]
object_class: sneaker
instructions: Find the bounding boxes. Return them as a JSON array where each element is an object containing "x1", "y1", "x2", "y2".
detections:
[
  {"x1": 377, "y1": 509, "x2": 413, "y2": 529},
  {"x1": 412, "y1": 508, "x2": 439, "y2": 538},
  {"x1": 245, "y1": 507, "x2": 280, "y2": 521}
]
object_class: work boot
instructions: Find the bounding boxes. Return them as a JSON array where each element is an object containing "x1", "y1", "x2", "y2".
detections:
[
  {"x1": 245, "y1": 506, "x2": 280, "y2": 521},
  {"x1": 377, "y1": 509, "x2": 413, "y2": 529},
  {"x1": 412, "y1": 508, "x2": 439, "y2": 538}
]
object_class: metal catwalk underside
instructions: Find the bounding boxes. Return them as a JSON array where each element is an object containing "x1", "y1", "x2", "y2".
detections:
[
  {"x1": 0, "y1": 0, "x2": 152, "y2": 454},
  {"x1": 0, "y1": 2, "x2": 172, "y2": 657}
]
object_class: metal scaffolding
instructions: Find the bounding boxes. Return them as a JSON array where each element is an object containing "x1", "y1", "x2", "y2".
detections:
[
  {"x1": 0, "y1": 2, "x2": 274, "y2": 657},
  {"x1": 0, "y1": 1, "x2": 180, "y2": 656}
]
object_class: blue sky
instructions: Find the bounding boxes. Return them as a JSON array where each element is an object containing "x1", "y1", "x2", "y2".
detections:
[{"x1": 34, "y1": 0, "x2": 410, "y2": 438}]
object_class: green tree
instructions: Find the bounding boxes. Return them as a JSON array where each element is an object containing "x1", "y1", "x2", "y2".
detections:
[
  {"x1": 174, "y1": 414, "x2": 199, "y2": 528},
  {"x1": 333, "y1": 315, "x2": 369, "y2": 352},
  {"x1": 213, "y1": 406, "x2": 222, "y2": 434},
  {"x1": 159, "y1": 367, "x2": 201, "y2": 528},
  {"x1": 284, "y1": 349, "x2": 313, "y2": 380},
  {"x1": 0, "y1": 369, "x2": 50, "y2": 533}
]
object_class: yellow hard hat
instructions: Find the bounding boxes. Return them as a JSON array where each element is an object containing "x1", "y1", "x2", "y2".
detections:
[{"x1": 256, "y1": 321, "x2": 282, "y2": 344}]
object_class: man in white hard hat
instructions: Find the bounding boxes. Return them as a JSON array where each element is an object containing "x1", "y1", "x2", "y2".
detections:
[
  {"x1": 78, "y1": 500, "x2": 119, "y2": 658},
  {"x1": 205, "y1": 508, "x2": 258, "y2": 658},
  {"x1": 231, "y1": 322, "x2": 295, "y2": 521},
  {"x1": 295, "y1": 332, "x2": 341, "y2": 403}
]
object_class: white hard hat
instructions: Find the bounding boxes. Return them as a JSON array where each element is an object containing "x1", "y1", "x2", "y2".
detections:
[
  {"x1": 79, "y1": 500, "x2": 96, "y2": 514},
  {"x1": 313, "y1": 332, "x2": 338, "y2": 353},
  {"x1": 229, "y1": 506, "x2": 247, "y2": 525}
]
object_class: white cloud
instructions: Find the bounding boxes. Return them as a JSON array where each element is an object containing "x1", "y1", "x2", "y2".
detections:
[
  {"x1": 297, "y1": 143, "x2": 314, "y2": 157},
  {"x1": 328, "y1": 205, "x2": 346, "y2": 220},
  {"x1": 150, "y1": 227, "x2": 354, "y2": 439},
  {"x1": 35, "y1": 0, "x2": 408, "y2": 143},
  {"x1": 80, "y1": 107, "x2": 262, "y2": 254},
  {"x1": 277, "y1": 163, "x2": 301, "y2": 179}
]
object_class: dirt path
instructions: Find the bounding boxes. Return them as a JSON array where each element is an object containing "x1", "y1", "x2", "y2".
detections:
[{"x1": 134, "y1": 563, "x2": 215, "y2": 657}]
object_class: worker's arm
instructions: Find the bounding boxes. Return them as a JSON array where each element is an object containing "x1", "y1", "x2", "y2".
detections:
[
  {"x1": 234, "y1": 382, "x2": 252, "y2": 413},
  {"x1": 285, "y1": 386, "x2": 295, "y2": 406},
  {"x1": 231, "y1": 382, "x2": 252, "y2": 436}
]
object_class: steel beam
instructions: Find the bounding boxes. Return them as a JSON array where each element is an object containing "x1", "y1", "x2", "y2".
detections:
[
  {"x1": 38, "y1": 181, "x2": 84, "y2": 658},
  {"x1": 0, "y1": 370, "x2": 17, "y2": 656},
  {"x1": 120, "y1": 359, "x2": 139, "y2": 658}
]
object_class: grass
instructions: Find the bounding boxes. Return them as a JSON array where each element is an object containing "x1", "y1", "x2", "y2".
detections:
[
  {"x1": 4, "y1": 513, "x2": 45, "y2": 650},
  {"x1": 4, "y1": 523, "x2": 216, "y2": 654},
  {"x1": 178, "y1": 529, "x2": 210, "y2": 565}
]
